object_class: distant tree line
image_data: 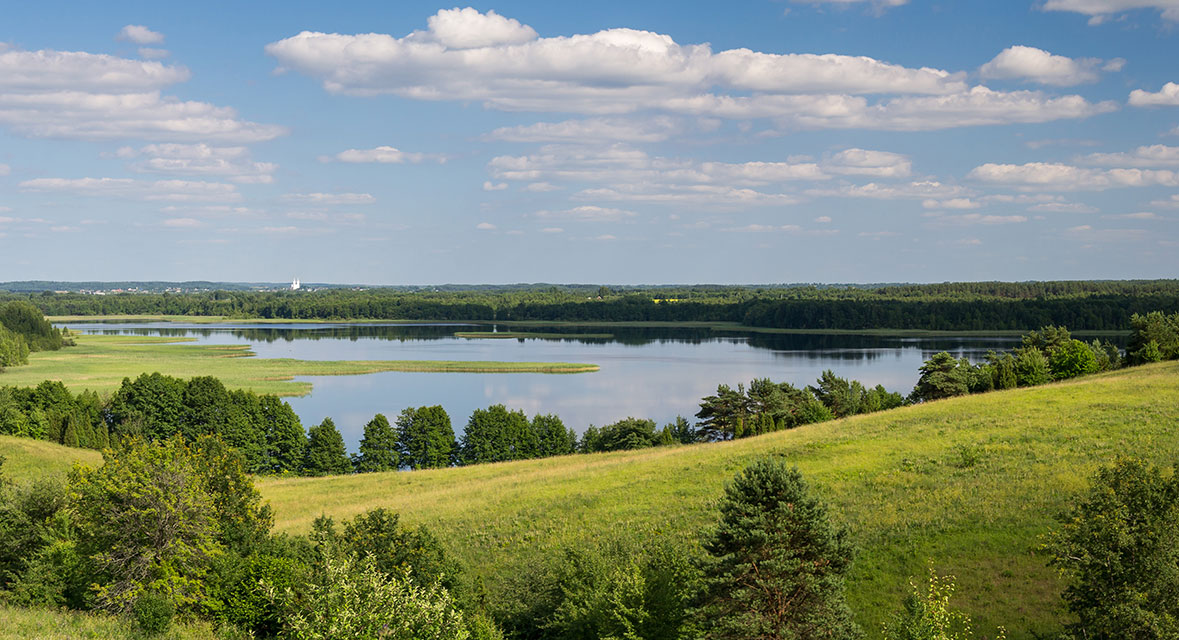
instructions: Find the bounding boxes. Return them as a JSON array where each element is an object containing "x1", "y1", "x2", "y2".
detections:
[{"x1": 6, "y1": 279, "x2": 1179, "y2": 331}]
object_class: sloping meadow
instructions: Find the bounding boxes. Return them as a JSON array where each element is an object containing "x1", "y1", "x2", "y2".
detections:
[{"x1": 257, "y1": 361, "x2": 1179, "y2": 637}]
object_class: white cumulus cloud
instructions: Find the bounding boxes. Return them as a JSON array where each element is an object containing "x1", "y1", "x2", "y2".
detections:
[
  {"x1": 969, "y1": 162, "x2": 1179, "y2": 190},
  {"x1": 1040, "y1": 0, "x2": 1179, "y2": 23},
  {"x1": 264, "y1": 9, "x2": 1114, "y2": 132},
  {"x1": 824, "y1": 148, "x2": 911, "y2": 177},
  {"x1": 1129, "y1": 82, "x2": 1179, "y2": 107},
  {"x1": 118, "y1": 143, "x2": 276, "y2": 184},
  {"x1": 979, "y1": 45, "x2": 1106, "y2": 86},
  {"x1": 0, "y1": 47, "x2": 285, "y2": 142},
  {"x1": 116, "y1": 25, "x2": 165, "y2": 45},
  {"x1": 1079, "y1": 144, "x2": 1179, "y2": 167},
  {"x1": 323, "y1": 146, "x2": 439, "y2": 164}
]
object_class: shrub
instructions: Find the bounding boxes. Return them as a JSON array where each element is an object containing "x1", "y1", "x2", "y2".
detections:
[
  {"x1": 1048, "y1": 339, "x2": 1099, "y2": 380},
  {"x1": 1045, "y1": 458, "x2": 1179, "y2": 639},
  {"x1": 133, "y1": 590, "x2": 176, "y2": 635},
  {"x1": 1013, "y1": 348, "x2": 1051, "y2": 387},
  {"x1": 882, "y1": 566, "x2": 1005, "y2": 640},
  {"x1": 267, "y1": 553, "x2": 469, "y2": 640},
  {"x1": 543, "y1": 540, "x2": 702, "y2": 640}
]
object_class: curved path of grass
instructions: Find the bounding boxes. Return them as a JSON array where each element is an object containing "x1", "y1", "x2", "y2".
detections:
[{"x1": 0, "y1": 334, "x2": 598, "y2": 397}]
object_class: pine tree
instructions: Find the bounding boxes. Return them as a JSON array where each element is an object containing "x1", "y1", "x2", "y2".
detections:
[
  {"x1": 356, "y1": 413, "x2": 398, "y2": 472},
  {"x1": 698, "y1": 458, "x2": 861, "y2": 640},
  {"x1": 62, "y1": 414, "x2": 80, "y2": 448},
  {"x1": 303, "y1": 418, "x2": 351, "y2": 476}
]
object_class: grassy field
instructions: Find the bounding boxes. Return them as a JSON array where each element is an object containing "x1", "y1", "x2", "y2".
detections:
[
  {"x1": 252, "y1": 361, "x2": 1179, "y2": 638},
  {"x1": 0, "y1": 435, "x2": 101, "y2": 480},
  {"x1": 0, "y1": 334, "x2": 599, "y2": 396},
  {"x1": 0, "y1": 606, "x2": 217, "y2": 640},
  {"x1": 4, "y1": 363, "x2": 1176, "y2": 636}
]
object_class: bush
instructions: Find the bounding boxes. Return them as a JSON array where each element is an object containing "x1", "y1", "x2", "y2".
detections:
[
  {"x1": 1045, "y1": 458, "x2": 1179, "y2": 639},
  {"x1": 313, "y1": 508, "x2": 462, "y2": 596},
  {"x1": 133, "y1": 591, "x2": 176, "y2": 635},
  {"x1": 1013, "y1": 348, "x2": 1051, "y2": 387},
  {"x1": 543, "y1": 539, "x2": 702, "y2": 640},
  {"x1": 883, "y1": 566, "x2": 1005, "y2": 640},
  {"x1": 267, "y1": 553, "x2": 469, "y2": 640},
  {"x1": 1048, "y1": 339, "x2": 1099, "y2": 380}
]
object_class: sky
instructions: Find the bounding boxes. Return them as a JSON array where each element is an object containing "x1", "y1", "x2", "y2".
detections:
[{"x1": 1, "y1": 0, "x2": 1178, "y2": 285}]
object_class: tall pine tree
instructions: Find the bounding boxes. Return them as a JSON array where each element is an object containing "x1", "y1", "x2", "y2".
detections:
[{"x1": 698, "y1": 458, "x2": 860, "y2": 640}]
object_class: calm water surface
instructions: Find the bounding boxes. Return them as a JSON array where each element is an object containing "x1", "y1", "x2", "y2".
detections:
[{"x1": 64, "y1": 322, "x2": 1030, "y2": 449}]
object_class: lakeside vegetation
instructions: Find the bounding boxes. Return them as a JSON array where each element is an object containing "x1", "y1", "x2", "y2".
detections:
[
  {"x1": 9, "y1": 279, "x2": 1179, "y2": 331},
  {"x1": 0, "y1": 333, "x2": 598, "y2": 396}
]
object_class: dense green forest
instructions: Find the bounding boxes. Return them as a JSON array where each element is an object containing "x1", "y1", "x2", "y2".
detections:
[
  {"x1": 0, "y1": 301, "x2": 71, "y2": 369},
  {"x1": 7, "y1": 279, "x2": 1179, "y2": 330}
]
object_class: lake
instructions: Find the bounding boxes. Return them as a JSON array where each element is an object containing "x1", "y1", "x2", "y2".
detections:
[{"x1": 63, "y1": 322, "x2": 1040, "y2": 449}]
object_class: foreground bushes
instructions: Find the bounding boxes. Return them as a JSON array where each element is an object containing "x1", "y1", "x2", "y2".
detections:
[{"x1": 0, "y1": 439, "x2": 487, "y2": 638}]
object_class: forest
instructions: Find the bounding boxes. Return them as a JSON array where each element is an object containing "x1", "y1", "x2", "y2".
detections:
[{"x1": 5, "y1": 279, "x2": 1179, "y2": 331}]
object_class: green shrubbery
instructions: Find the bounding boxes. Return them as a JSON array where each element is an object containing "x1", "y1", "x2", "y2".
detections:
[
  {"x1": 1046, "y1": 458, "x2": 1179, "y2": 639},
  {"x1": 909, "y1": 324, "x2": 1133, "y2": 403},
  {"x1": 883, "y1": 567, "x2": 1004, "y2": 640}
]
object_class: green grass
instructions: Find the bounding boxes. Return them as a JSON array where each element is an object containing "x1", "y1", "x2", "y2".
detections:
[
  {"x1": 0, "y1": 334, "x2": 598, "y2": 396},
  {"x1": 0, "y1": 436, "x2": 101, "y2": 480},
  {"x1": 253, "y1": 361, "x2": 1179, "y2": 638},
  {"x1": 0, "y1": 606, "x2": 218, "y2": 640}
]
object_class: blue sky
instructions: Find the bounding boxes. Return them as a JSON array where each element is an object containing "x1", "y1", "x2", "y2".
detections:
[{"x1": 1, "y1": 0, "x2": 1177, "y2": 284}]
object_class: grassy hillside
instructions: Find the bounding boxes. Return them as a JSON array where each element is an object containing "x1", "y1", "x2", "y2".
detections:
[
  {"x1": 0, "y1": 435, "x2": 101, "y2": 481},
  {"x1": 4, "y1": 363, "x2": 1176, "y2": 636},
  {"x1": 0, "y1": 606, "x2": 216, "y2": 640},
  {"x1": 0, "y1": 333, "x2": 598, "y2": 396},
  {"x1": 255, "y1": 361, "x2": 1179, "y2": 638}
]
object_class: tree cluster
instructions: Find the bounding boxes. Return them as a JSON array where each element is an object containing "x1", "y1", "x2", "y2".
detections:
[
  {"x1": 909, "y1": 325, "x2": 1123, "y2": 403},
  {"x1": 695, "y1": 373, "x2": 903, "y2": 441},
  {"x1": 0, "y1": 300, "x2": 72, "y2": 369}
]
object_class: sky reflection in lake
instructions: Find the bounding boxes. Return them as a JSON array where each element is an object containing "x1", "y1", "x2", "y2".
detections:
[{"x1": 65, "y1": 322, "x2": 1034, "y2": 449}]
